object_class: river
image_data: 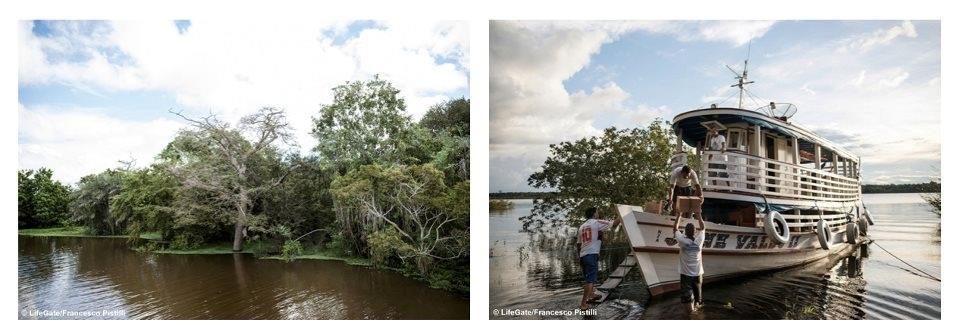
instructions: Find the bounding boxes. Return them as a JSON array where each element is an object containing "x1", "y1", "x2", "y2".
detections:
[
  {"x1": 18, "y1": 236, "x2": 469, "y2": 320},
  {"x1": 489, "y1": 193, "x2": 940, "y2": 319}
]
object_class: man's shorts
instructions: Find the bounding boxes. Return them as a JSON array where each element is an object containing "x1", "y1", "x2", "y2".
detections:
[
  {"x1": 580, "y1": 253, "x2": 600, "y2": 284},
  {"x1": 679, "y1": 274, "x2": 702, "y2": 303},
  {"x1": 673, "y1": 186, "x2": 694, "y2": 204}
]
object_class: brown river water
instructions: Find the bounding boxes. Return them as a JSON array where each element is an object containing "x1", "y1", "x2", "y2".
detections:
[
  {"x1": 18, "y1": 236, "x2": 468, "y2": 320},
  {"x1": 489, "y1": 193, "x2": 940, "y2": 319}
]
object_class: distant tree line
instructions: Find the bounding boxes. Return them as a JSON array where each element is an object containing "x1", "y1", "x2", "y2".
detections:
[
  {"x1": 861, "y1": 182, "x2": 940, "y2": 194},
  {"x1": 17, "y1": 76, "x2": 470, "y2": 294}
]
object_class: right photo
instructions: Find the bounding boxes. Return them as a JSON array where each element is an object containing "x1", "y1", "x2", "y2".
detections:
[{"x1": 489, "y1": 20, "x2": 941, "y2": 320}]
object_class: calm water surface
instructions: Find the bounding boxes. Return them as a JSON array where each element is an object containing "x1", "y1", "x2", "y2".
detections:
[
  {"x1": 489, "y1": 193, "x2": 940, "y2": 319},
  {"x1": 18, "y1": 236, "x2": 468, "y2": 320}
]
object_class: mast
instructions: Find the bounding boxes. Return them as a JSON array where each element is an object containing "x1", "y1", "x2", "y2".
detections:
[{"x1": 727, "y1": 41, "x2": 754, "y2": 109}]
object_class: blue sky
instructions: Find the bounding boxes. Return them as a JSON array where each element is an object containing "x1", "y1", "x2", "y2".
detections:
[
  {"x1": 490, "y1": 21, "x2": 940, "y2": 192},
  {"x1": 19, "y1": 20, "x2": 469, "y2": 184}
]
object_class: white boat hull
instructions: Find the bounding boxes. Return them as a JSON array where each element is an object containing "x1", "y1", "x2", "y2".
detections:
[{"x1": 616, "y1": 204, "x2": 864, "y2": 296}]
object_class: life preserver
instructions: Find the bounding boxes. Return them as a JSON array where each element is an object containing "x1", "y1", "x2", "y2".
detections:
[
  {"x1": 763, "y1": 211, "x2": 790, "y2": 245},
  {"x1": 816, "y1": 219, "x2": 833, "y2": 250},
  {"x1": 845, "y1": 221, "x2": 858, "y2": 244},
  {"x1": 863, "y1": 207, "x2": 875, "y2": 225}
]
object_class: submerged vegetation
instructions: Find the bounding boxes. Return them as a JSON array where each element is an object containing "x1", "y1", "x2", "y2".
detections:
[
  {"x1": 18, "y1": 76, "x2": 470, "y2": 294},
  {"x1": 489, "y1": 199, "x2": 513, "y2": 211}
]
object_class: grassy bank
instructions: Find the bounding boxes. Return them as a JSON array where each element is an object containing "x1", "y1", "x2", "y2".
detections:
[
  {"x1": 19, "y1": 226, "x2": 159, "y2": 239},
  {"x1": 20, "y1": 227, "x2": 372, "y2": 265}
]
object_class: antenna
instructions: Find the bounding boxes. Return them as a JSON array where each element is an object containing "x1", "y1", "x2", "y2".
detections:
[{"x1": 729, "y1": 41, "x2": 755, "y2": 109}]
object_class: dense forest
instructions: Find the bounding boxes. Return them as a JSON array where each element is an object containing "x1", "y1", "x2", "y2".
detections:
[{"x1": 18, "y1": 76, "x2": 470, "y2": 294}]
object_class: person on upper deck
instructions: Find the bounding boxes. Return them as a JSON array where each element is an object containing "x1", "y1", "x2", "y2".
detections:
[
  {"x1": 669, "y1": 165, "x2": 703, "y2": 220},
  {"x1": 706, "y1": 128, "x2": 730, "y2": 187}
]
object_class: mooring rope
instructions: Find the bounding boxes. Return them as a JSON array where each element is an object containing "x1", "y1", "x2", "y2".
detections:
[{"x1": 869, "y1": 239, "x2": 941, "y2": 282}]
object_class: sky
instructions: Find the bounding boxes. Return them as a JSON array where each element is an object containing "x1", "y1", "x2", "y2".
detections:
[
  {"x1": 490, "y1": 20, "x2": 941, "y2": 192},
  {"x1": 19, "y1": 20, "x2": 469, "y2": 185}
]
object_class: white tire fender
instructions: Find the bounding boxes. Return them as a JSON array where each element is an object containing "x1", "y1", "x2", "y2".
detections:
[
  {"x1": 816, "y1": 219, "x2": 833, "y2": 250},
  {"x1": 763, "y1": 211, "x2": 790, "y2": 245}
]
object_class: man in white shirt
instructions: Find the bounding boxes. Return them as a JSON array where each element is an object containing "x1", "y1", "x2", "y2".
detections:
[
  {"x1": 673, "y1": 213, "x2": 706, "y2": 313},
  {"x1": 576, "y1": 206, "x2": 621, "y2": 310},
  {"x1": 668, "y1": 165, "x2": 703, "y2": 219},
  {"x1": 706, "y1": 128, "x2": 730, "y2": 187}
]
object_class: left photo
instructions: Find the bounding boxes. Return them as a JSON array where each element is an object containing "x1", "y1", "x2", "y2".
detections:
[{"x1": 18, "y1": 20, "x2": 470, "y2": 320}]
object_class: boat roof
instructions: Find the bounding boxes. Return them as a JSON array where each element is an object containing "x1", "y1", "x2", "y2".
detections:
[{"x1": 672, "y1": 107, "x2": 859, "y2": 160}]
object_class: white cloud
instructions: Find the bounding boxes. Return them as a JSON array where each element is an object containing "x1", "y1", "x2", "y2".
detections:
[
  {"x1": 18, "y1": 105, "x2": 184, "y2": 184},
  {"x1": 19, "y1": 20, "x2": 469, "y2": 183},
  {"x1": 747, "y1": 21, "x2": 939, "y2": 183},
  {"x1": 843, "y1": 21, "x2": 918, "y2": 53}
]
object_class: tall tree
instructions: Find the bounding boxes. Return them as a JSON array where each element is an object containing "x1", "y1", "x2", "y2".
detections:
[
  {"x1": 311, "y1": 76, "x2": 412, "y2": 173},
  {"x1": 168, "y1": 107, "x2": 294, "y2": 251}
]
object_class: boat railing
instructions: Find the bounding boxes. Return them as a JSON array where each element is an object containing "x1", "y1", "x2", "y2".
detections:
[{"x1": 699, "y1": 150, "x2": 860, "y2": 202}]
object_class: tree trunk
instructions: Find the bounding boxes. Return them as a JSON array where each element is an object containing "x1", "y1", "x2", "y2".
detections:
[{"x1": 232, "y1": 221, "x2": 245, "y2": 252}]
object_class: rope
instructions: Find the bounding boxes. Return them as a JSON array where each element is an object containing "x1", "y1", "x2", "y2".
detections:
[{"x1": 869, "y1": 239, "x2": 941, "y2": 282}]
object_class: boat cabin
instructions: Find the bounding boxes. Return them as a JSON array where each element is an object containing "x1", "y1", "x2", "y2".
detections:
[{"x1": 672, "y1": 104, "x2": 862, "y2": 234}]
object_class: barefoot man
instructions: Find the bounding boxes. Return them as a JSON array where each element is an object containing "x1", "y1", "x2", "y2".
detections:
[
  {"x1": 577, "y1": 206, "x2": 621, "y2": 310},
  {"x1": 673, "y1": 213, "x2": 706, "y2": 313}
]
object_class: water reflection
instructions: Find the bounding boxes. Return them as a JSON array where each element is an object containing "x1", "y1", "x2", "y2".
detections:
[
  {"x1": 19, "y1": 236, "x2": 468, "y2": 320},
  {"x1": 490, "y1": 194, "x2": 940, "y2": 319}
]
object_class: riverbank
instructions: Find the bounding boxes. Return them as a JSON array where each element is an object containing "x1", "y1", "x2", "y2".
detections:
[{"x1": 19, "y1": 227, "x2": 371, "y2": 265}]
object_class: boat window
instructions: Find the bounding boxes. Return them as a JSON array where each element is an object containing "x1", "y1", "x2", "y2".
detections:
[{"x1": 727, "y1": 129, "x2": 746, "y2": 151}]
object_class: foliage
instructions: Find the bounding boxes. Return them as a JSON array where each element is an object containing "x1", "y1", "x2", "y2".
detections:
[
  {"x1": 22, "y1": 76, "x2": 470, "y2": 293},
  {"x1": 261, "y1": 155, "x2": 336, "y2": 244},
  {"x1": 312, "y1": 76, "x2": 413, "y2": 173},
  {"x1": 18, "y1": 168, "x2": 73, "y2": 228},
  {"x1": 110, "y1": 165, "x2": 178, "y2": 241},
  {"x1": 524, "y1": 119, "x2": 681, "y2": 230},
  {"x1": 167, "y1": 106, "x2": 293, "y2": 251},
  {"x1": 489, "y1": 199, "x2": 514, "y2": 211},
  {"x1": 331, "y1": 163, "x2": 467, "y2": 274},
  {"x1": 862, "y1": 181, "x2": 940, "y2": 194},
  {"x1": 281, "y1": 239, "x2": 304, "y2": 262},
  {"x1": 367, "y1": 227, "x2": 412, "y2": 267},
  {"x1": 921, "y1": 179, "x2": 941, "y2": 217},
  {"x1": 71, "y1": 169, "x2": 127, "y2": 235}
]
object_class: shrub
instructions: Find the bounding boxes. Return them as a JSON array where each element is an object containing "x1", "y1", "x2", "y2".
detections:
[{"x1": 281, "y1": 239, "x2": 303, "y2": 261}]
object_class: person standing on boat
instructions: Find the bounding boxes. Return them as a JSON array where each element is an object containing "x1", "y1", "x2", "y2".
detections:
[
  {"x1": 576, "y1": 206, "x2": 621, "y2": 310},
  {"x1": 673, "y1": 212, "x2": 706, "y2": 313},
  {"x1": 669, "y1": 165, "x2": 703, "y2": 219},
  {"x1": 706, "y1": 128, "x2": 730, "y2": 187}
]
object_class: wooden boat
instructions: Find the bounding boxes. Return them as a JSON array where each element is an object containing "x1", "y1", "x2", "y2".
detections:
[{"x1": 617, "y1": 60, "x2": 873, "y2": 296}]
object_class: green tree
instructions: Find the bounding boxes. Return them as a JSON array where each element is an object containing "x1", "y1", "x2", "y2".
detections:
[
  {"x1": 18, "y1": 168, "x2": 73, "y2": 228},
  {"x1": 261, "y1": 154, "x2": 337, "y2": 244},
  {"x1": 109, "y1": 165, "x2": 178, "y2": 241},
  {"x1": 524, "y1": 119, "x2": 683, "y2": 230},
  {"x1": 72, "y1": 169, "x2": 126, "y2": 235},
  {"x1": 311, "y1": 76, "x2": 413, "y2": 173},
  {"x1": 331, "y1": 163, "x2": 467, "y2": 273},
  {"x1": 168, "y1": 106, "x2": 294, "y2": 251}
]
